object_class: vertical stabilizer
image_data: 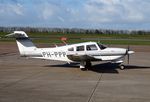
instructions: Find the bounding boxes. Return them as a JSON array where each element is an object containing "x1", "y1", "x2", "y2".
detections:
[{"x1": 6, "y1": 31, "x2": 37, "y2": 56}]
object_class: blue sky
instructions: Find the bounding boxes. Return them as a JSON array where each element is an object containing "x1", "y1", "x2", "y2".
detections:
[{"x1": 0, "y1": 0, "x2": 150, "y2": 30}]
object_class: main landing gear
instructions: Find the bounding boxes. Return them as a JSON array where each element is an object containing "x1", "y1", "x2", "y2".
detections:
[{"x1": 80, "y1": 61, "x2": 92, "y2": 71}]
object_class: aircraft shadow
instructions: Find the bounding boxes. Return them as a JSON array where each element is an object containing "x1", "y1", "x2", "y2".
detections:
[
  {"x1": 44, "y1": 63, "x2": 150, "y2": 74},
  {"x1": 124, "y1": 65, "x2": 150, "y2": 70},
  {"x1": 44, "y1": 63, "x2": 79, "y2": 68},
  {"x1": 90, "y1": 63, "x2": 150, "y2": 73},
  {"x1": 44, "y1": 63, "x2": 119, "y2": 74},
  {"x1": 89, "y1": 63, "x2": 119, "y2": 74}
]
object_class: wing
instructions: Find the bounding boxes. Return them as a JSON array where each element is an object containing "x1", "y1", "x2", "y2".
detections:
[{"x1": 67, "y1": 52, "x2": 102, "y2": 61}]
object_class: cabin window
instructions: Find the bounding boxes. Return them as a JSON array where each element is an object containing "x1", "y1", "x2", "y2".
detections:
[
  {"x1": 68, "y1": 47, "x2": 74, "y2": 51},
  {"x1": 77, "y1": 46, "x2": 84, "y2": 51},
  {"x1": 97, "y1": 43, "x2": 106, "y2": 50},
  {"x1": 86, "y1": 44, "x2": 98, "y2": 51}
]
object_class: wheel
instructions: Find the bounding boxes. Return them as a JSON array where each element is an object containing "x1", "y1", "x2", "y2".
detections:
[{"x1": 120, "y1": 65, "x2": 125, "y2": 70}]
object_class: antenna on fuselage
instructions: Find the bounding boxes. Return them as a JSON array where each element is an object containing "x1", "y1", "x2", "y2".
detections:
[{"x1": 53, "y1": 43, "x2": 58, "y2": 47}]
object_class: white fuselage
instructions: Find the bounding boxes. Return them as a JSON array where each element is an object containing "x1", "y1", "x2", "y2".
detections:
[{"x1": 27, "y1": 42, "x2": 127, "y2": 63}]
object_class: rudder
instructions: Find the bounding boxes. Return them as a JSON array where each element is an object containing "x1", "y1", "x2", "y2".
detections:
[{"x1": 6, "y1": 31, "x2": 37, "y2": 56}]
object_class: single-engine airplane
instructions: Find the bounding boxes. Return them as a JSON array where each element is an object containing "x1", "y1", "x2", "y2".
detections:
[{"x1": 6, "y1": 31, "x2": 134, "y2": 71}]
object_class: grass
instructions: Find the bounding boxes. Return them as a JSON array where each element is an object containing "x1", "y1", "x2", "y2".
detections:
[{"x1": 0, "y1": 32, "x2": 150, "y2": 45}]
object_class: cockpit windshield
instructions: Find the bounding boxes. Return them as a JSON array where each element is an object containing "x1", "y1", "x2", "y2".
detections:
[{"x1": 97, "y1": 43, "x2": 107, "y2": 50}]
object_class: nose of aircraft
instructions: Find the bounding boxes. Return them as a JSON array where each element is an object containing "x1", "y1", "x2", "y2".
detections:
[
  {"x1": 124, "y1": 49, "x2": 135, "y2": 55},
  {"x1": 127, "y1": 51, "x2": 135, "y2": 54},
  {"x1": 115, "y1": 48, "x2": 127, "y2": 52},
  {"x1": 104, "y1": 48, "x2": 134, "y2": 55},
  {"x1": 114, "y1": 48, "x2": 135, "y2": 55},
  {"x1": 108, "y1": 48, "x2": 127, "y2": 54}
]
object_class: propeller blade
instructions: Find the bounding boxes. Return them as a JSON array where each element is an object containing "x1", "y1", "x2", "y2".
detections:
[
  {"x1": 127, "y1": 45, "x2": 130, "y2": 64},
  {"x1": 128, "y1": 53, "x2": 129, "y2": 64}
]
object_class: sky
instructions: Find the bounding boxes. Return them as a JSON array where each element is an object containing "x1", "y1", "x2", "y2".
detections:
[{"x1": 0, "y1": 0, "x2": 150, "y2": 30}]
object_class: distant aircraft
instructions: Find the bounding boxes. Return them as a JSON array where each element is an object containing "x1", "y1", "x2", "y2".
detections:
[{"x1": 6, "y1": 31, "x2": 134, "y2": 71}]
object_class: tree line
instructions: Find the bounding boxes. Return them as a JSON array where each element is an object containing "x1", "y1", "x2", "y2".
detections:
[{"x1": 0, "y1": 27, "x2": 149, "y2": 35}]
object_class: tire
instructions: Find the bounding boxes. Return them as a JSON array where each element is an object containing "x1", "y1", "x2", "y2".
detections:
[{"x1": 120, "y1": 65, "x2": 125, "y2": 70}]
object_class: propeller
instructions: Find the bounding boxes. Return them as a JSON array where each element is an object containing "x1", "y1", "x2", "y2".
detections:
[
  {"x1": 125, "y1": 45, "x2": 135, "y2": 65},
  {"x1": 127, "y1": 45, "x2": 130, "y2": 64},
  {"x1": 125, "y1": 45, "x2": 130, "y2": 64}
]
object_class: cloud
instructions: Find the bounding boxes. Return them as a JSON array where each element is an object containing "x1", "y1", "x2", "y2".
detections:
[
  {"x1": 57, "y1": 16, "x2": 65, "y2": 22},
  {"x1": 36, "y1": 2, "x2": 58, "y2": 20},
  {"x1": 11, "y1": 3, "x2": 24, "y2": 15},
  {"x1": 0, "y1": 3, "x2": 24, "y2": 16},
  {"x1": 82, "y1": 0, "x2": 149, "y2": 23},
  {"x1": 0, "y1": 0, "x2": 150, "y2": 29}
]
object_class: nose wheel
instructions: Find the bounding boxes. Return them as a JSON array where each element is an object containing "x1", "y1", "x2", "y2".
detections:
[
  {"x1": 119, "y1": 64, "x2": 125, "y2": 70},
  {"x1": 113, "y1": 61, "x2": 125, "y2": 70}
]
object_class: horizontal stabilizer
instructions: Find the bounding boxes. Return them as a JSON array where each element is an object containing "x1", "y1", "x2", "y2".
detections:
[{"x1": 6, "y1": 31, "x2": 28, "y2": 38}]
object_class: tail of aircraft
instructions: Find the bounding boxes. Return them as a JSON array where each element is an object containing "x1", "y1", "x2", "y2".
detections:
[{"x1": 6, "y1": 31, "x2": 37, "y2": 56}]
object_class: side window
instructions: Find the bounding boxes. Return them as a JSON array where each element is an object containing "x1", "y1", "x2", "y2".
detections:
[
  {"x1": 77, "y1": 46, "x2": 84, "y2": 51},
  {"x1": 86, "y1": 44, "x2": 98, "y2": 51},
  {"x1": 98, "y1": 43, "x2": 106, "y2": 50},
  {"x1": 68, "y1": 47, "x2": 74, "y2": 51}
]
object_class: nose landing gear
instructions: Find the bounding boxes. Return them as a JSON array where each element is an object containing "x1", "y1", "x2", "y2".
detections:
[{"x1": 119, "y1": 64, "x2": 125, "y2": 70}]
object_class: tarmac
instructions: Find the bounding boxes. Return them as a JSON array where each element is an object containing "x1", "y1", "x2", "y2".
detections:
[{"x1": 0, "y1": 43, "x2": 150, "y2": 102}]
